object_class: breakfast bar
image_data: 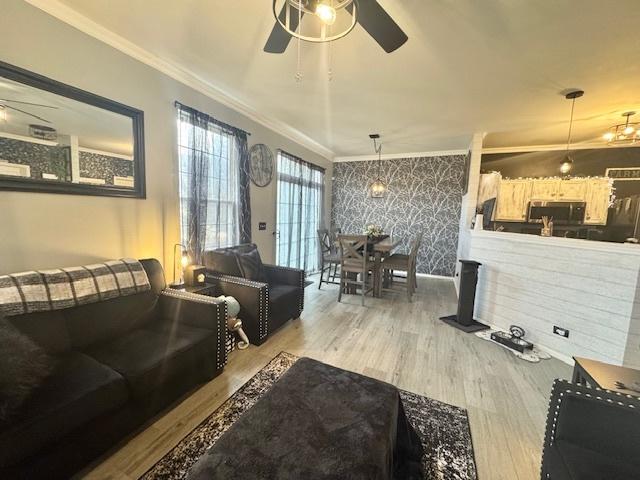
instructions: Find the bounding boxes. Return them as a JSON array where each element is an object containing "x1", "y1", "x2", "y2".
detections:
[{"x1": 467, "y1": 230, "x2": 640, "y2": 367}]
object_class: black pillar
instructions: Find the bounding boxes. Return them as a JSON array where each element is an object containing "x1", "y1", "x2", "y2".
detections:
[{"x1": 440, "y1": 260, "x2": 489, "y2": 333}]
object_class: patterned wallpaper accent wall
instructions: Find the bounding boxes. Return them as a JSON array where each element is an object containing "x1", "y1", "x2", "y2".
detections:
[
  {"x1": 0, "y1": 137, "x2": 71, "y2": 180},
  {"x1": 331, "y1": 154, "x2": 468, "y2": 277},
  {"x1": 79, "y1": 151, "x2": 134, "y2": 185}
]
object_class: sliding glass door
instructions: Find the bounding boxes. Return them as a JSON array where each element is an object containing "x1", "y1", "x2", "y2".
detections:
[{"x1": 276, "y1": 151, "x2": 325, "y2": 273}]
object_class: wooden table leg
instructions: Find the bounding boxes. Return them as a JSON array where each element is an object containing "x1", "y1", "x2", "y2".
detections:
[{"x1": 373, "y1": 251, "x2": 383, "y2": 298}]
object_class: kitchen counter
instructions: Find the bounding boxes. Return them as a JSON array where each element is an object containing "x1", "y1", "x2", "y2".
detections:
[{"x1": 467, "y1": 229, "x2": 640, "y2": 367}]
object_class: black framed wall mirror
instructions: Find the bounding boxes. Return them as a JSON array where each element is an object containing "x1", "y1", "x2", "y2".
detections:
[{"x1": 0, "y1": 61, "x2": 145, "y2": 198}]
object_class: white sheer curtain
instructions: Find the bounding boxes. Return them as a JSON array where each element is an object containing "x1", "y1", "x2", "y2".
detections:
[{"x1": 276, "y1": 150, "x2": 325, "y2": 273}]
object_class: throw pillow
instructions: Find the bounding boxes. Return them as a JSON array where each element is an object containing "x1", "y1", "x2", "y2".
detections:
[
  {"x1": 235, "y1": 248, "x2": 267, "y2": 282},
  {"x1": 0, "y1": 315, "x2": 58, "y2": 422}
]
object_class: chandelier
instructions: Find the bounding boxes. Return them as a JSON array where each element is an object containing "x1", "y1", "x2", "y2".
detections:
[
  {"x1": 273, "y1": 0, "x2": 358, "y2": 44},
  {"x1": 603, "y1": 112, "x2": 640, "y2": 146},
  {"x1": 369, "y1": 134, "x2": 386, "y2": 198}
]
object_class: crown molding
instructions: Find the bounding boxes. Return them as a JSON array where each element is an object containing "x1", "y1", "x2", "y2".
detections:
[
  {"x1": 333, "y1": 149, "x2": 469, "y2": 162},
  {"x1": 24, "y1": 0, "x2": 335, "y2": 160},
  {"x1": 482, "y1": 141, "x2": 640, "y2": 154}
]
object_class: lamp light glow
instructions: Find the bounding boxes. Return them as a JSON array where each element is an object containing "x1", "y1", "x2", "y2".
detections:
[{"x1": 315, "y1": 2, "x2": 337, "y2": 25}]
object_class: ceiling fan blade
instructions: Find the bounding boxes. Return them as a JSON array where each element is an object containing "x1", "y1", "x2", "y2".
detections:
[
  {"x1": 264, "y1": 3, "x2": 305, "y2": 53},
  {"x1": 0, "y1": 99, "x2": 58, "y2": 109},
  {"x1": 350, "y1": 0, "x2": 408, "y2": 53},
  {"x1": 4, "y1": 104, "x2": 52, "y2": 123}
]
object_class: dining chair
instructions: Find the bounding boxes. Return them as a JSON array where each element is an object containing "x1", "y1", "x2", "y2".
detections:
[
  {"x1": 337, "y1": 235, "x2": 374, "y2": 306},
  {"x1": 317, "y1": 228, "x2": 341, "y2": 289},
  {"x1": 381, "y1": 233, "x2": 422, "y2": 302}
]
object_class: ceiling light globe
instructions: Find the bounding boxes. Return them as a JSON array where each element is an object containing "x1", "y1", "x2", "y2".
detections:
[
  {"x1": 559, "y1": 156, "x2": 573, "y2": 175},
  {"x1": 315, "y1": 3, "x2": 337, "y2": 25},
  {"x1": 603, "y1": 132, "x2": 615, "y2": 142},
  {"x1": 624, "y1": 126, "x2": 635, "y2": 135}
]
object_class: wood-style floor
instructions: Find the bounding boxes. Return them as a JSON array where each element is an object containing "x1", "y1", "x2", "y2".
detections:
[{"x1": 81, "y1": 276, "x2": 571, "y2": 480}]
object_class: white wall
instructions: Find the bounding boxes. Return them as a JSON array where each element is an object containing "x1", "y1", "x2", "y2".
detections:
[
  {"x1": 455, "y1": 133, "x2": 483, "y2": 291},
  {"x1": 470, "y1": 230, "x2": 640, "y2": 367},
  {"x1": 0, "y1": 0, "x2": 332, "y2": 277}
]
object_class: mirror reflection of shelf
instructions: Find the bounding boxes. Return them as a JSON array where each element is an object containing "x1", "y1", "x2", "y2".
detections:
[
  {"x1": 113, "y1": 176, "x2": 134, "y2": 187},
  {"x1": 0, "y1": 160, "x2": 30, "y2": 177},
  {"x1": 78, "y1": 176, "x2": 106, "y2": 185},
  {"x1": 0, "y1": 131, "x2": 58, "y2": 147}
]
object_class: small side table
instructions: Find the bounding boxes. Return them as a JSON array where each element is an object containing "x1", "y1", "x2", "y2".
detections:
[
  {"x1": 572, "y1": 356, "x2": 640, "y2": 396},
  {"x1": 169, "y1": 283, "x2": 217, "y2": 296}
]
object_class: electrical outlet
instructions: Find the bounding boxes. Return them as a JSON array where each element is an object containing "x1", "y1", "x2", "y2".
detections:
[
  {"x1": 259, "y1": 222, "x2": 267, "y2": 231},
  {"x1": 553, "y1": 326, "x2": 569, "y2": 338}
]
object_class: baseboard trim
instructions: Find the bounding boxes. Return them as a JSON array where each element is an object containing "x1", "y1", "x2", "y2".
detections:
[
  {"x1": 417, "y1": 273, "x2": 455, "y2": 281},
  {"x1": 476, "y1": 317, "x2": 574, "y2": 366}
]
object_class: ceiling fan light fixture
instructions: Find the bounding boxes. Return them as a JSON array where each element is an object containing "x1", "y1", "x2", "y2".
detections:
[
  {"x1": 315, "y1": 2, "x2": 337, "y2": 25},
  {"x1": 274, "y1": 0, "x2": 357, "y2": 44}
]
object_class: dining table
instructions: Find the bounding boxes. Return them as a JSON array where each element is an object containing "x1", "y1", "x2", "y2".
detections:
[
  {"x1": 335, "y1": 235, "x2": 400, "y2": 298},
  {"x1": 370, "y1": 236, "x2": 400, "y2": 297}
]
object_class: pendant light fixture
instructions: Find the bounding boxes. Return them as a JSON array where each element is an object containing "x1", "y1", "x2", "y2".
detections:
[
  {"x1": 369, "y1": 134, "x2": 386, "y2": 198},
  {"x1": 559, "y1": 90, "x2": 584, "y2": 176},
  {"x1": 603, "y1": 111, "x2": 640, "y2": 145}
]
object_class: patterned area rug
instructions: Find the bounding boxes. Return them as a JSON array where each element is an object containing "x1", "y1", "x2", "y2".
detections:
[{"x1": 142, "y1": 352, "x2": 477, "y2": 480}]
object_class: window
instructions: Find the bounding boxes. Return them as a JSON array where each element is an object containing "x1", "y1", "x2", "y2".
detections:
[
  {"x1": 276, "y1": 151, "x2": 325, "y2": 273},
  {"x1": 177, "y1": 114, "x2": 240, "y2": 250}
]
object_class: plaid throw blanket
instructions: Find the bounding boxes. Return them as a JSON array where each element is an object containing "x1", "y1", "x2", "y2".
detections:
[{"x1": 0, "y1": 258, "x2": 151, "y2": 316}]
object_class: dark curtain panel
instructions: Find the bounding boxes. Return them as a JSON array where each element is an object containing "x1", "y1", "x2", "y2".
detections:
[
  {"x1": 276, "y1": 150, "x2": 325, "y2": 273},
  {"x1": 176, "y1": 102, "x2": 251, "y2": 263},
  {"x1": 236, "y1": 132, "x2": 252, "y2": 244},
  {"x1": 177, "y1": 106, "x2": 210, "y2": 264}
]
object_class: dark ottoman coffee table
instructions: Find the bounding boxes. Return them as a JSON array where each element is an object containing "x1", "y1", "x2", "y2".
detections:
[{"x1": 187, "y1": 357, "x2": 423, "y2": 479}]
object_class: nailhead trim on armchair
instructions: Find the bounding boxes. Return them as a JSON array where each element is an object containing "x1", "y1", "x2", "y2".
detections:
[
  {"x1": 205, "y1": 273, "x2": 270, "y2": 342},
  {"x1": 541, "y1": 379, "x2": 640, "y2": 480},
  {"x1": 262, "y1": 264, "x2": 305, "y2": 314},
  {"x1": 160, "y1": 289, "x2": 228, "y2": 370}
]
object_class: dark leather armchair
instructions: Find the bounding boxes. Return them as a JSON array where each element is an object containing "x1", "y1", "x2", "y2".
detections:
[
  {"x1": 541, "y1": 379, "x2": 640, "y2": 479},
  {"x1": 203, "y1": 244, "x2": 304, "y2": 345}
]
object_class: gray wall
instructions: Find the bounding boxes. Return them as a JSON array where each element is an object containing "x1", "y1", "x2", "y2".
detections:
[
  {"x1": 331, "y1": 154, "x2": 467, "y2": 277},
  {"x1": 0, "y1": 0, "x2": 332, "y2": 275}
]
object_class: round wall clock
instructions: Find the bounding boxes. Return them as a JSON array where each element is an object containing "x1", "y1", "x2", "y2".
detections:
[{"x1": 249, "y1": 144, "x2": 274, "y2": 187}]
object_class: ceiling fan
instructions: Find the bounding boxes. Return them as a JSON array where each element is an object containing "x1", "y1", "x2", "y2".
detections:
[
  {"x1": 264, "y1": 0, "x2": 408, "y2": 54},
  {"x1": 0, "y1": 98, "x2": 57, "y2": 124}
]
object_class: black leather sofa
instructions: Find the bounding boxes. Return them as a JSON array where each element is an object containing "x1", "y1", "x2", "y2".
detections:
[
  {"x1": 203, "y1": 244, "x2": 305, "y2": 345},
  {"x1": 0, "y1": 259, "x2": 227, "y2": 480},
  {"x1": 541, "y1": 379, "x2": 640, "y2": 479}
]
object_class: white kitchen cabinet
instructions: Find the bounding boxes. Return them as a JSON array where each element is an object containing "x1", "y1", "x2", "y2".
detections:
[
  {"x1": 584, "y1": 179, "x2": 612, "y2": 225},
  {"x1": 557, "y1": 179, "x2": 587, "y2": 200},
  {"x1": 530, "y1": 179, "x2": 560, "y2": 200},
  {"x1": 495, "y1": 179, "x2": 531, "y2": 221}
]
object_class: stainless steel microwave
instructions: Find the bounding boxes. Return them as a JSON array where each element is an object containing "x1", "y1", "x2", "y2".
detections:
[{"x1": 527, "y1": 201, "x2": 586, "y2": 225}]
